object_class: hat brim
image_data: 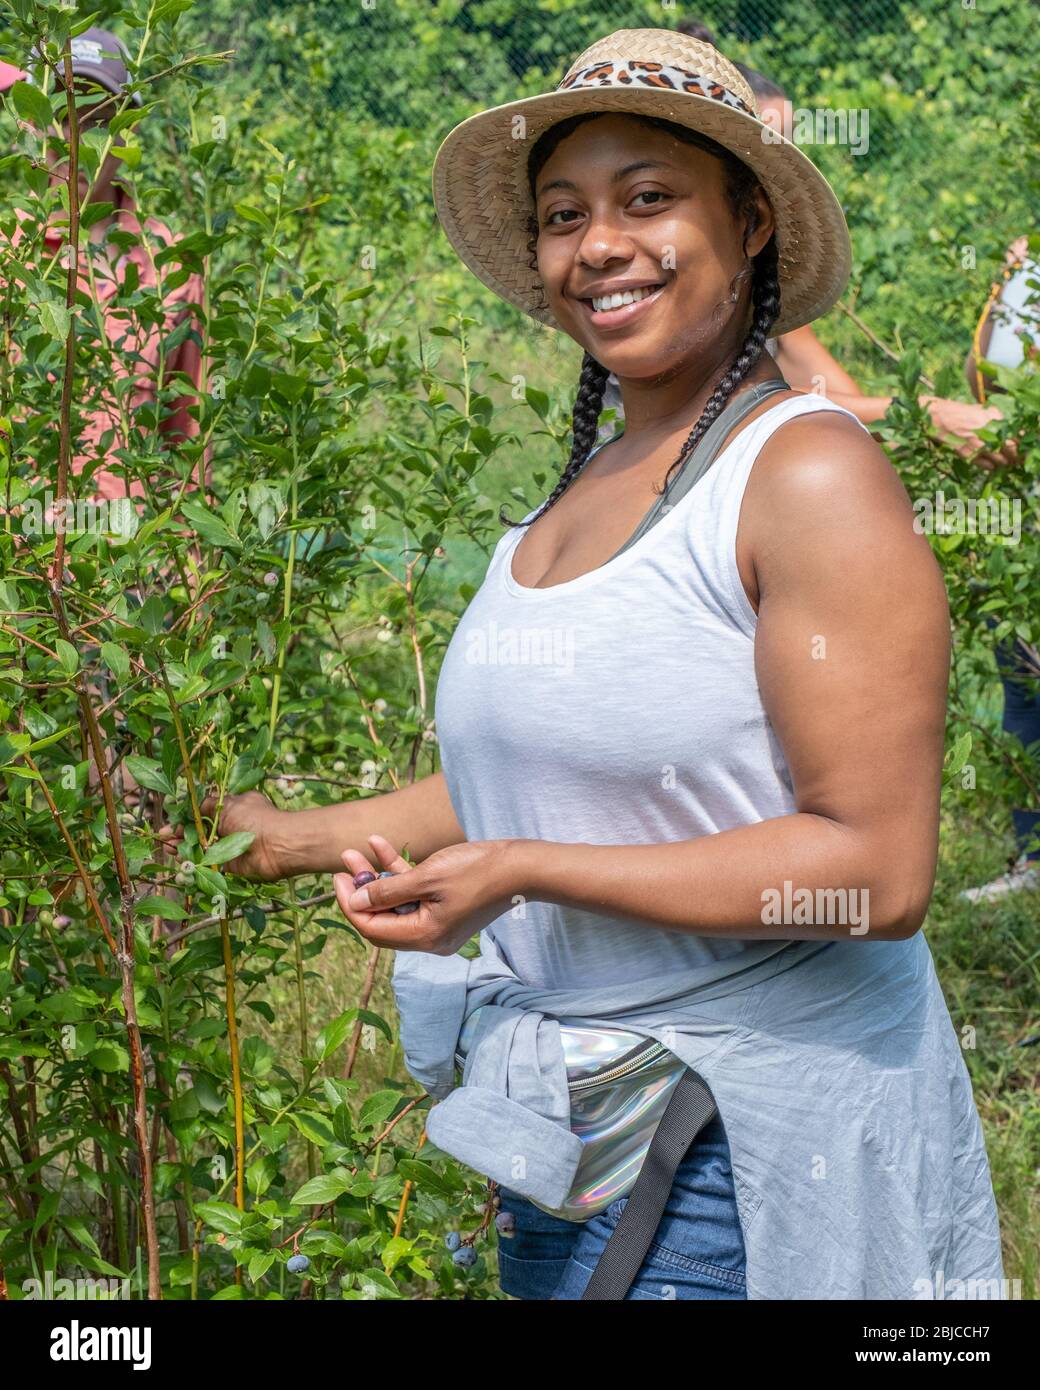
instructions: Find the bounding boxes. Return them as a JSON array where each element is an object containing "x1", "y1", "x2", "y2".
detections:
[{"x1": 432, "y1": 85, "x2": 852, "y2": 339}]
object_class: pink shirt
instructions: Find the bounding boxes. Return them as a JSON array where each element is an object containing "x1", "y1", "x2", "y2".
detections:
[
  {"x1": 5, "y1": 198, "x2": 206, "y2": 503},
  {"x1": 0, "y1": 61, "x2": 27, "y2": 92}
]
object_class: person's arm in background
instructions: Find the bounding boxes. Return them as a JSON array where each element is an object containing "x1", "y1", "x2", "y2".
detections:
[
  {"x1": 775, "y1": 321, "x2": 1008, "y2": 461},
  {"x1": 964, "y1": 235, "x2": 1031, "y2": 401},
  {"x1": 184, "y1": 768, "x2": 468, "y2": 883}
]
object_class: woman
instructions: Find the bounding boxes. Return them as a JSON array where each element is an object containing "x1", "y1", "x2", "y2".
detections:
[{"x1": 201, "y1": 30, "x2": 1005, "y2": 1299}]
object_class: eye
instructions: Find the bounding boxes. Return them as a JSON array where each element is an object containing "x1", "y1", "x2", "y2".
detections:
[
  {"x1": 631, "y1": 190, "x2": 670, "y2": 208},
  {"x1": 545, "y1": 208, "x2": 582, "y2": 227}
]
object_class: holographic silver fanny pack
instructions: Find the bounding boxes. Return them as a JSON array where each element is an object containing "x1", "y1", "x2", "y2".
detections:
[{"x1": 456, "y1": 1008, "x2": 686, "y2": 1223}]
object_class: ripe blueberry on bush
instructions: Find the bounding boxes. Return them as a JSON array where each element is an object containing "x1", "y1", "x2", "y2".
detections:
[
  {"x1": 444, "y1": 1231, "x2": 461, "y2": 1252},
  {"x1": 286, "y1": 1253, "x2": 310, "y2": 1274},
  {"x1": 494, "y1": 1211, "x2": 516, "y2": 1237},
  {"x1": 452, "y1": 1245, "x2": 477, "y2": 1269}
]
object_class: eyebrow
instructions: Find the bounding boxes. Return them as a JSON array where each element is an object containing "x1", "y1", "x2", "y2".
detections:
[{"x1": 535, "y1": 159, "x2": 674, "y2": 199}]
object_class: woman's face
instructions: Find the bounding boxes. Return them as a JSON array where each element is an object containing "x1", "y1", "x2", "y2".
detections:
[{"x1": 532, "y1": 113, "x2": 774, "y2": 383}]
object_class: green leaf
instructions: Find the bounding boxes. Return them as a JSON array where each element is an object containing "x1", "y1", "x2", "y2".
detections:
[
  {"x1": 355, "y1": 1267, "x2": 403, "y2": 1299},
  {"x1": 316, "y1": 1009, "x2": 357, "y2": 1061},
  {"x1": 202, "y1": 830, "x2": 256, "y2": 866},
  {"x1": 135, "y1": 895, "x2": 187, "y2": 920},
  {"x1": 360, "y1": 1089, "x2": 404, "y2": 1131},
  {"x1": 27, "y1": 722, "x2": 77, "y2": 753},
  {"x1": 9, "y1": 81, "x2": 53, "y2": 131},
  {"x1": 62, "y1": 1215, "x2": 102, "y2": 1258},
  {"x1": 248, "y1": 1251, "x2": 275, "y2": 1283},
  {"x1": 524, "y1": 386, "x2": 551, "y2": 422},
  {"x1": 193, "y1": 1071, "x2": 225, "y2": 1114},
  {"x1": 88, "y1": 1044, "x2": 129, "y2": 1073},
  {"x1": 101, "y1": 641, "x2": 130, "y2": 684},
  {"x1": 180, "y1": 500, "x2": 241, "y2": 551},
  {"x1": 53, "y1": 638, "x2": 79, "y2": 675},
  {"x1": 40, "y1": 300, "x2": 72, "y2": 343},
  {"x1": 124, "y1": 755, "x2": 175, "y2": 796},
  {"x1": 195, "y1": 1201, "x2": 244, "y2": 1235},
  {"x1": 290, "y1": 1173, "x2": 353, "y2": 1205},
  {"x1": 289, "y1": 1111, "x2": 335, "y2": 1146},
  {"x1": 395, "y1": 1160, "x2": 464, "y2": 1198}
]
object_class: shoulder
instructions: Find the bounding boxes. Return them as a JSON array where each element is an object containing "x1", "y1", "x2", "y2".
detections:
[
  {"x1": 738, "y1": 401, "x2": 944, "y2": 606},
  {"x1": 747, "y1": 402, "x2": 906, "y2": 520}
]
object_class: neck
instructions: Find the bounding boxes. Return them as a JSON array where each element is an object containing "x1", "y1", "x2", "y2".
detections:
[
  {"x1": 608, "y1": 304, "x2": 778, "y2": 439},
  {"x1": 613, "y1": 340, "x2": 781, "y2": 443}
]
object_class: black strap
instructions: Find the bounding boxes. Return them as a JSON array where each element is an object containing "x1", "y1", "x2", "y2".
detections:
[
  {"x1": 602, "y1": 378, "x2": 792, "y2": 564},
  {"x1": 579, "y1": 1068, "x2": 719, "y2": 1301}
]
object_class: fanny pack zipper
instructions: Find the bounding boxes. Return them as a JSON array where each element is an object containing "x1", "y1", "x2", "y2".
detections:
[{"x1": 454, "y1": 1037, "x2": 667, "y2": 1092}]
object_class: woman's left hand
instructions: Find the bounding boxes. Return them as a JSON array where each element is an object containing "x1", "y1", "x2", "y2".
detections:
[{"x1": 332, "y1": 833, "x2": 524, "y2": 955}]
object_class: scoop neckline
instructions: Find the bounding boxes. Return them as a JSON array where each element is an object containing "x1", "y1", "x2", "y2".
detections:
[{"x1": 502, "y1": 391, "x2": 804, "y2": 600}]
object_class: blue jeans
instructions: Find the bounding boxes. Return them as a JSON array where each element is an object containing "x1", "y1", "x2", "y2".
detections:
[
  {"x1": 495, "y1": 1112, "x2": 748, "y2": 1300},
  {"x1": 992, "y1": 627, "x2": 1040, "y2": 860}
]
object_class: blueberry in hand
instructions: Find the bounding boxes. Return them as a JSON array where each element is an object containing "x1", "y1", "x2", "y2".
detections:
[
  {"x1": 352, "y1": 870, "x2": 377, "y2": 889},
  {"x1": 377, "y1": 870, "x2": 419, "y2": 915},
  {"x1": 286, "y1": 1253, "x2": 310, "y2": 1274}
]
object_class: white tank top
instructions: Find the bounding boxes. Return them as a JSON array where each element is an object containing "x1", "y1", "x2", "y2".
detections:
[{"x1": 433, "y1": 393, "x2": 871, "y2": 990}]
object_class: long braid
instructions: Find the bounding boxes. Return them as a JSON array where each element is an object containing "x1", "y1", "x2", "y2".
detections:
[
  {"x1": 657, "y1": 234, "x2": 781, "y2": 501},
  {"x1": 499, "y1": 350, "x2": 609, "y2": 528},
  {"x1": 501, "y1": 111, "x2": 783, "y2": 532}
]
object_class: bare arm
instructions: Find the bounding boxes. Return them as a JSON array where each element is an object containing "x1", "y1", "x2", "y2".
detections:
[
  {"x1": 776, "y1": 323, "x2": 1008, "y2": 457},
  {"x1": 505, "y1": 414, "x2": 950, "y2": 942},
  {"x1": 775, "y1": 323, "x2": 864, "y2": 398},
  {"x1": 199, "y1": 769, "x2": 466, "y2": 881}
]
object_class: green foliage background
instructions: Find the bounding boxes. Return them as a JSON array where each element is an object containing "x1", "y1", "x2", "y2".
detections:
[{"x1": 0, "y1": 0, "x2": 1036, "y2": 1300}]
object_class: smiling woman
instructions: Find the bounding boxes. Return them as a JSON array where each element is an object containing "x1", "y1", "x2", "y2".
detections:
[{"x1": 205, "y1": 27, "x2": 1006, "y2": 1303}]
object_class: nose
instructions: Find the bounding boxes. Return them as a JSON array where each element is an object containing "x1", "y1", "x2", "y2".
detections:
[{"x1": 573, "y1": 202, "x2": 637, "y2": 272}]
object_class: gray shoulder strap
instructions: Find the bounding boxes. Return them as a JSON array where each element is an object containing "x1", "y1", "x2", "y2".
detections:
[{"x1": 604, "y1": 379, "x2": 792, "y2": 564}]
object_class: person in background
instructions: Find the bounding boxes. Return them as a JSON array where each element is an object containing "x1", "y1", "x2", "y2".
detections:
[
  {"x1": 1, "y1": 28, "x2": 208, "y2": 813},
  {"x1": 2, "y1": 27, "x2": 206, "y2": 506},
  {"x1": 599, "y1": 18, "x2": 1012, "y2": 469},
  {"x1": 960, "y1": 234, "x2": 1040, "y2": 901}
]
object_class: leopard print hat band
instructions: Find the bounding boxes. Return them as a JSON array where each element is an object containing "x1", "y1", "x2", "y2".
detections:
[{"x1": 555, "y1": 59, "x2": 756, "y2": 119}]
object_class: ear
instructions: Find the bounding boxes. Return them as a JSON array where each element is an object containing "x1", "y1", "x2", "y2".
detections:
[{"x1": 744, "y1": 185, "x2": 776, "y2": 259}]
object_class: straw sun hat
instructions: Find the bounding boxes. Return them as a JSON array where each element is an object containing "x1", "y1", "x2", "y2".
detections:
[{"x1": 432, "y1": 28, "x2": 852, "y2": 338}]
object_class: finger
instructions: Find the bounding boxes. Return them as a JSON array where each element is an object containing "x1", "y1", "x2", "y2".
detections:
[
  {"x1": 366, "y1": 833, "x2": 412, "y2": 875},
  {"x1": 336, "y1": 854, "x2": 423, "y2": 913},
  {"x1": 333, "y1": 872, "x2": 420, "y2": 945},
  {"x1": 199, "y1": 794, "x2": 218, "y2": 820},
  {"x1": 340, "y1": 847, "x2": 379, "y2": 882}
]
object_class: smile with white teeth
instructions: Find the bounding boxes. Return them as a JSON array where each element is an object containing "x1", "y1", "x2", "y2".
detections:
[{"x1": 589, "y1": 283, "x2": 664, "y2": 312}]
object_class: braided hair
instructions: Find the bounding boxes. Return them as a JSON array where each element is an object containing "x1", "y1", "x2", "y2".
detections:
[{"x1": 500, "y1": 112, "x2": 782, "y2": 530}]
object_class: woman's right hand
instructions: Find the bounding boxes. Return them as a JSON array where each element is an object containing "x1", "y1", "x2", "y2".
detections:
[{"x1": 168, "y1": 791, "x2": 290, "y2": 882}]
